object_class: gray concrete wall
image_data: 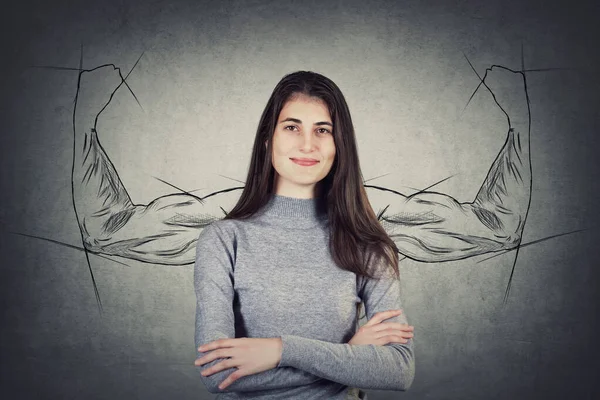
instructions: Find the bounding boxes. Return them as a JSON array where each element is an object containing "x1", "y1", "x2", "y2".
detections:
[{"x1": 1, "y1": 0, "x2": 598, "y2": 399}]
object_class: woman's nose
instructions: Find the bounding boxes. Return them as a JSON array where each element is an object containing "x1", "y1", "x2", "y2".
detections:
[{"x1": 300, "y1": 132, "x2": 314, "y2": 151}]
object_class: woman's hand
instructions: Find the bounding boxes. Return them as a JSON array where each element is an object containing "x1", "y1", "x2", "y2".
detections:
[
  {"x1": 195, "y1": 337, "x2": 282, "y2": 390},
  {"x1": 349, "y1": 309, "x2": 414, "y2": 346}
]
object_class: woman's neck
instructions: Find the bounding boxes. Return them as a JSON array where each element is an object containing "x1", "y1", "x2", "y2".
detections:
[{"x1": 254, "y1": 193, "x2": 328, "y2": 229}]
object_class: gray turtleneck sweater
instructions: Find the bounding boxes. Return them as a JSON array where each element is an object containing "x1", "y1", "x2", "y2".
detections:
[{"x1": 194, "y1": 194, "x2": 415, "y2": 399}]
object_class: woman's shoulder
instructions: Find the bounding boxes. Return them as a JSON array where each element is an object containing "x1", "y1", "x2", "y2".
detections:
[
  {"x1": 196, "y1": 219, "x2": 242, "y2": 255},
  {"x1": 202, "y1": 218, "x2": 240, "y2": 237},
  {"x1": 202, "y1": 217, "x2": 262, "y2": 241}
]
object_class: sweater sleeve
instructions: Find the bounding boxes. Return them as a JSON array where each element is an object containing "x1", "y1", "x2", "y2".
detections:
[
  {"x1": 277, "y1": 264, "x2": 415, "y2": 391},
  {"x1": 194, "y1": 223, "x2": 324, "y2": 393}
]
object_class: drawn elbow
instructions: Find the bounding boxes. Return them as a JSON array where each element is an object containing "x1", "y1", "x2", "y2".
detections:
[
  {"x1": 78, "y1": 207, "x2": 139, "y2": 253},
  {"x1": 501, "y1": 231, "x2": 522, "y2": 250},
  {"x1": 78, "y1": 217, "x2": 113, "y2": 254},
  {"x1": 82, "y1": 234, "x2": 105, "y2": 253}
]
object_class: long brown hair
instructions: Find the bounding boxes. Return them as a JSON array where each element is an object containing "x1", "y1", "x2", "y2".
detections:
[{"x1": 224, "y1": 71, "x2": 399, "y2": 280}]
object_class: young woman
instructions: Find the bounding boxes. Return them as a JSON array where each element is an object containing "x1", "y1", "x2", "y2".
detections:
[
  {"x1": 193, "y1": 71, "x2": 416, "y2": 399},
  {"x1": 70, "y1": 61, "x2": 529, "y2": 398}
]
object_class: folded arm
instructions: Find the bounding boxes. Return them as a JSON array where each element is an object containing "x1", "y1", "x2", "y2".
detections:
[
  {"x1": 277, "y1": 266, "x2": 415, "y2": 391},
  {"x1": 194, "y1": 224, "x2": 324, "y2": 393}
]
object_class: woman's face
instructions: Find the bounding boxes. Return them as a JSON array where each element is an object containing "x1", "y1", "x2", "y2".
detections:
[{"x1": 269, "y1": 94, "x2": 336, "y2": 198}]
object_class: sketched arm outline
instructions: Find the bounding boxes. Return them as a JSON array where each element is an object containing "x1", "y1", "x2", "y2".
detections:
[
  {"x1": 72, "y1": 63, "x2": 530, "y2": 265},
  {"x1": 372, "y1": 65, "x2": 531, "y2": 262}
]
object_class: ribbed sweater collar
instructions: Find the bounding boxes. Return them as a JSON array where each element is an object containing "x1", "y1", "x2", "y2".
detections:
[{"x1": 255, "y1": 193, "x2": 328, "y2": 229}]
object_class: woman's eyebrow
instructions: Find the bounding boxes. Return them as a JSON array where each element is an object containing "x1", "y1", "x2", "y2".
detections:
[{"x1": 279, "y1": 117, "x2": 333, "y2": 127}]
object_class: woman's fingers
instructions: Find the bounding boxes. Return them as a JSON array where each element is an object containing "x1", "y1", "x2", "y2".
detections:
[
  {"x1": 218, "y1": 369, "x2": 247, "y2": 390},
  {"x1": 195, "y1": 348, "x2": 229, "y2": 366},
  {"x1": 372, "y1": 322, "x2": 414, "y2": 332},
  {"x1": 198, "y1": 338, "x2": 236, "y2": 352},
  {"x1": 364, "y1": 322, "x2": 414, "y2": 341},
  {"x1": 378, "y1": 335, "x2": 410, "y2": 345},
  {"x1": 363, "y1": 309, "x2": 403, "y2": 327},
  {"x1": 375, "y1": 328, "x2": 414, "y2": 339},
  {"x1": 200, "y1": 357, "x2": 236, "y2": 377}
]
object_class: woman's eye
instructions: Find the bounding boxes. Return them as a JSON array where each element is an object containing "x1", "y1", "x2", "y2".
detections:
[
  {"x1": 317, "y1": 128, "x2": 331, "y2": 134},
  {"x1": 285, "y1": 125, "x2": 298, "y2": 132}
]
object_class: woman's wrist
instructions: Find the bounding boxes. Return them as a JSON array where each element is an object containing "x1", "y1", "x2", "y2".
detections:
[{"x1": 274, "y1": 337, "x2": 283, "y2": 363}]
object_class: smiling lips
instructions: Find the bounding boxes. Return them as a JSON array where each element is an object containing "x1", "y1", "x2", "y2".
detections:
[{"x1": 290, "y1": 158, "x2": 319, "y2": 166}]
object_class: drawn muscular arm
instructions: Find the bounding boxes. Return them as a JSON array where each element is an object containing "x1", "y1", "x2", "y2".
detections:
[
  {"x1": 72, "y1": 65, "x2": 222, "y2": 265},
  {"x1": 73, "y1": 64, "x2": 530, "y2": 265},
  {"x1": 378, "y1": 66, "x2": 531, "y2": 262}
]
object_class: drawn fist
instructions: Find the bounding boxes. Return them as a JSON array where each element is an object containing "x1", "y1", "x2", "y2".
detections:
[
  {"x1": 481, "y1": 65, "x2": 529, "y2": 125},
  {"x1": 75, "y1": 64, "x2": 125, "y2": 119}
]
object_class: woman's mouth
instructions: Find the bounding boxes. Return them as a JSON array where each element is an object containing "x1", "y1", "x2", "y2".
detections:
[{"x1": 290, "y1": 158, "x2": 319, "y2": 166}]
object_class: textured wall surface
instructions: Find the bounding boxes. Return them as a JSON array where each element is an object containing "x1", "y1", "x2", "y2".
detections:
[{"x1": 1, "y1": 0, "x2": 599, "y2": 399}]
